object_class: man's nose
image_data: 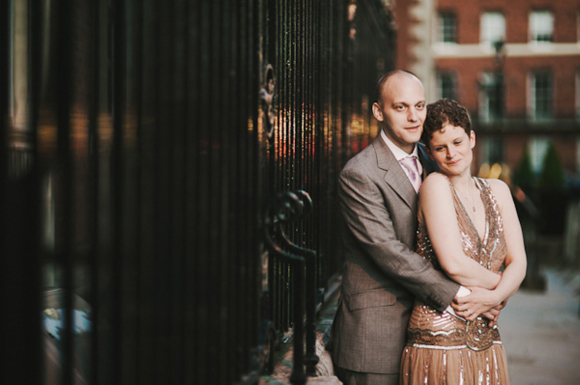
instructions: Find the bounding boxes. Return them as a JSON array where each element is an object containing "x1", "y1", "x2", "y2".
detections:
[{"x1": 407, "y1": 108, "x2": 418, "y2": 122}]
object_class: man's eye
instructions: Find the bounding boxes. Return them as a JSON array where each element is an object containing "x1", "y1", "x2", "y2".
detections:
[
  {"x1": 417, "y1": 104, "x2": 425, "y2": 109},
  {"x1": 395, "y1": 105, "x2": 405, "y2": 110}
]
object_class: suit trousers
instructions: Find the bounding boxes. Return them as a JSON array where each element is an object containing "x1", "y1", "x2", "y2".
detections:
[{"x1": 335, "y1": 366, "x2": 399, "y2": 385}]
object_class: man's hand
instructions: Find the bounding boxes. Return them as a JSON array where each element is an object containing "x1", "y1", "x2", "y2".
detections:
[{"x1": 451, "y1": 287, "x2": 503, "y2": 322}]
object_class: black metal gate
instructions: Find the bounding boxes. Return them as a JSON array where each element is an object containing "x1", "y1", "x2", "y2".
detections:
[{"x1": 0, "y1": 1, "x2": 394, "y2": 384}]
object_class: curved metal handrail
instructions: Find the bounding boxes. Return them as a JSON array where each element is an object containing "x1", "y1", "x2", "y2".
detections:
[{"x1": 263, "y1": 190, "x2": 319, "y2": 383}]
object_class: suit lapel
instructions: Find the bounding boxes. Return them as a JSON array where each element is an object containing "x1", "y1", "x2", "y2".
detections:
[
  {"x1": 372, "y1": 137, "x2": 417, "y2": 211},
  {"x1": 417, "y1": 142, "x2": 439, "y2": 178}
]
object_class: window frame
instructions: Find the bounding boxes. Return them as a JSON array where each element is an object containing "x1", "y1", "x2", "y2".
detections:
[
  {"x1": 478, "y1": 72, "x2": 503, "y2": 122},
  {"x1": 437, "y1": 71, "x2": 458, "y2": 101},
  {"x1": 438, "y1": 12, "x2": 457, "y2": 44},
  {"x1": 527, "y1": 70, "x2": 553, "y2": 121},
  {"x1": 529, "y1": 10, "x2": 554, "y2": 43},
  {"x1": 529, "y1": 137, "x2": 550, "y2": 173},
  {"x1": 480, "y1": 11, "x2": 506, "y2": 46}
]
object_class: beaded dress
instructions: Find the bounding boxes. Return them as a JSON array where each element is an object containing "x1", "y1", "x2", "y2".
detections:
[{"x1": 400, "y1": 177, "x2": 510, "y2": 385}]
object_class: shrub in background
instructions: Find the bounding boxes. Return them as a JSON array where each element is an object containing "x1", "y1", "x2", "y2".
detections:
[{"x1": 537, "y1": 143, "x2": 567, "y2": 236}]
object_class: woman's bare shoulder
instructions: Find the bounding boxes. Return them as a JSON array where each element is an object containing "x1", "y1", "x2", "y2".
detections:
[
  {"x1": 420, "y1": 172, "x2": 452, "y2": 200},
  {"x1": 483, "y1": 178, "x2": 512, "y2": 204},
  {"x1": 422, "y1": 172, "x2": 449, "y2": 189}
]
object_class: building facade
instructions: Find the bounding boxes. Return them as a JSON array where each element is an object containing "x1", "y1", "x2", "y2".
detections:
[{"x1": 396, "y1": 0, "x2": 580, "y2": 182}]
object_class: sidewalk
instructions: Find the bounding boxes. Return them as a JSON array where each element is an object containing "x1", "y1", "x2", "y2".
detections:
[
  {"x1": 500, "y1": 267, "x2": 580, "y2": 385},
  {"x1": 261, "y1": 267, "x2": 580, "y2": 385}
]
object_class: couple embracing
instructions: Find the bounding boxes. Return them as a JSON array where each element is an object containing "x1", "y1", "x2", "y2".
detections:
[{"x1": 331, "y1": 70, "x2": 527, "y2": 385}]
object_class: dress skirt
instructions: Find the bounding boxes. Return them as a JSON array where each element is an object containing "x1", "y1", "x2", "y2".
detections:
[
  {"x1": 399, "y1": 303, "x2": 510, "y2": 385},
  {"x1": 400, "y1": 343, "x2": 509, "y2": 385}
]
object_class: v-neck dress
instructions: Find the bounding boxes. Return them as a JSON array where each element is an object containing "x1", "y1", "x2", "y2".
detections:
[{"x1": 400, "y1": 176, "x2": 510, "y2": 385}]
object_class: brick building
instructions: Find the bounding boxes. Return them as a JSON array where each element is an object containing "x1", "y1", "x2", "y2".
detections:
[{"x1": 394, "y1": 0, "x2": 580, "y2": 183}]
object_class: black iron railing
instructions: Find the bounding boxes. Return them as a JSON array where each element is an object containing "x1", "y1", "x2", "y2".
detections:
[
  {"x1": 0, "y1": 1, "x2": 394, "y2": 385},
  {"x1": 264, "y1": 190, "x2": 319, "y2": 384}
]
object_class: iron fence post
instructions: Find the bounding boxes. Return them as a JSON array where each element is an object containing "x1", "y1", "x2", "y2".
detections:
[{"x1": 264, "y1": 190, "x2": 319, "y2": 384}]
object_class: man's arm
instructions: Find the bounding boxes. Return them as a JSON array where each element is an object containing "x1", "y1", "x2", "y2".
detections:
[{"x1": 339, "y1": 166, "x2": 459, "y2": 311}]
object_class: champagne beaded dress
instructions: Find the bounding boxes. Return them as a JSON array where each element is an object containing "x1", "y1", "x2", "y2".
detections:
[{"x1": 400, "y1": 177, "x2": 510, "y2": 385}]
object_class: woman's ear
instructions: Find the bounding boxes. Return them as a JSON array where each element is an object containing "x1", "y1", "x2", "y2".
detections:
[
  {"x1": 469, "y1": 131, "x2": 476, "y2": 149},
  {"x1": 372, "y1": 102, "x2": 384, "y2": 122}
]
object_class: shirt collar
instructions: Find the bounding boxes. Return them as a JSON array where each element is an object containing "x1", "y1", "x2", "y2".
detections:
[{"x1": 380, "y1": 129, "x2": 419, "y2": 161}]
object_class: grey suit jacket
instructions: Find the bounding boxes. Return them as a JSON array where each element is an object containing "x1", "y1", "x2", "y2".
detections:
[{"x1": 331, "y1": 136, "x2": 460, "y2": 374}]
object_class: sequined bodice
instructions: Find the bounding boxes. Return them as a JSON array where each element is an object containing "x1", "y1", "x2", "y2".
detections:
[{"x1": 407, "y1": 177, "x2": 507, "y2": 351}]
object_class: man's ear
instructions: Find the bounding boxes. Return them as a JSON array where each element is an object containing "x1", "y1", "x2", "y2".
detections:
[{"x1": 372, "y1": 102, "x2": 384, "y2": 122}]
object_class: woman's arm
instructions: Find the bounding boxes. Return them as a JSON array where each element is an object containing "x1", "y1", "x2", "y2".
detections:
[
  {"x1": 420, "y1": 173, "x2": 501, "y2": 289},
  {"x1": 485, "y1": 179, "x2": 527, "y2": 300},
  {"x1": 453, "y1": 179, "x2": 527, "y2": 320}
]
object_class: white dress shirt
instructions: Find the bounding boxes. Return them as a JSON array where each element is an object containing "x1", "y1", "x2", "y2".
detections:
[{"x1": 380, "y1": 129, "x2": 423, "y2": 181}]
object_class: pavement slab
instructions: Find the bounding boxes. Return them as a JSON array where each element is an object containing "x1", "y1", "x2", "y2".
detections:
[{"x1": 500, "y1": 268, "x2": 580, "y2": 385}]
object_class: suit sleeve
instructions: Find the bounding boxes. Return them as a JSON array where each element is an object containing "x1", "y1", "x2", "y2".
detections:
[{"x1": 338, "y1": 166, "x2": 459, "y2": 312}]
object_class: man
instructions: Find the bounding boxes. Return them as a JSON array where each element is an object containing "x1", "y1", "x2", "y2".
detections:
[{"x1": 331, "y1": 70, "x2": 487, "y2": 385}]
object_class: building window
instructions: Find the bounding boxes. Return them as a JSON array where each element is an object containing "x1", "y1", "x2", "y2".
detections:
[
  {"x1": 576, "y1": 71, "x2": 580, "y2": 119},
  {"x1": 577, "y1": 137, "x2": 580, "y2": 173},
  {"x1": 577, "y1": 10, "x2": 580, "y2": 41},
  {"x1": 481, "y1": 137, "x2": 504, "y2": 166},
  {"x1": 438, "y1": 12, "x2": 457, "y2": 43},
  {"x1": 528, "y1": 71, "x2": 552, "y2": 120},
  {"x1": 530, "y1": 137, "x2": 550, "y2": 173},
  {"x1": 437, "y1": 72, "x2": 457, "y2": 100},
  {"x1": 479, "y1": 72, "x2": 503, "y2": 122},
  {"x1": 481, "y1": 12, "x2": 506, "y2": 45},
  {"x1": 529, "y1": 11, "x2": 553, "y2": 43}
]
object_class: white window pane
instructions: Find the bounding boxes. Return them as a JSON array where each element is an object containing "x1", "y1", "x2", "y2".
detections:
[
  {"x1": 481, "y1": 12, "x2": 505, "y2": 44},
  {"x1": 530, "y1": 138, "x2": 550, "y2": 172},
  {"x1": 479, "y1": 72, "x2": 502, "y2": 121},
  {"x1": 528, "y1": 72, "x2": 552, "y2": 120},
  {"x1": 530, "y1": 11, "x2": 553, "y2": 42}
]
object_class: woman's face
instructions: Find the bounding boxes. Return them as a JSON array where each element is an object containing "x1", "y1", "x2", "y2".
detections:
[{"x1": 428, "y1": 123, "x2": 475, "y2": 177}]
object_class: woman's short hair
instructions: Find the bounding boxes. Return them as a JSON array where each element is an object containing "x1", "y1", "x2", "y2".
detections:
[{"x1": 422, "y1": 98, "x2": 472, "y2": 144}]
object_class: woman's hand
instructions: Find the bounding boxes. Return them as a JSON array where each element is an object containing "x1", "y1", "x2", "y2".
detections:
[
  {"x1": 452, "y1": 287, "x2": 503, "y2": 321},
  {"x1": 481, "y1": 299, "x2": 508, "y2": 327}
]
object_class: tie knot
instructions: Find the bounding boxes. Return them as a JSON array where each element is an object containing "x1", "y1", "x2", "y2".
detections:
[
  {"x1": 400, "y1": 155, "x2": 418, "y2": 170},
  {"x1": 399, "y1": 155, "x2": 421, "y2": 192}
]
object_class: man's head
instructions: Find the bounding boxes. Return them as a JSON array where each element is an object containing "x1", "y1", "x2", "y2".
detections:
[{"x1": 372, "y1": 70, "x2": 426, "y2": 154}]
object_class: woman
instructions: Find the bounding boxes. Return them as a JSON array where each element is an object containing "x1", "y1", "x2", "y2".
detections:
[{"x1": 400, "y1": 99, "x2": 527, "y2": 384}]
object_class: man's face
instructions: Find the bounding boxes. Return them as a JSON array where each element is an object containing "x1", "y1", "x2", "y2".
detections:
[{"x1": 372, "y1": 74, "x2": 426, "y2": 154}]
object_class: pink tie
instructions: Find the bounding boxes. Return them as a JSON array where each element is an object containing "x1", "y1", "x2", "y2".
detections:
[{"x1": 399, "y1": 156, "x2": 422, "y2": 193}]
